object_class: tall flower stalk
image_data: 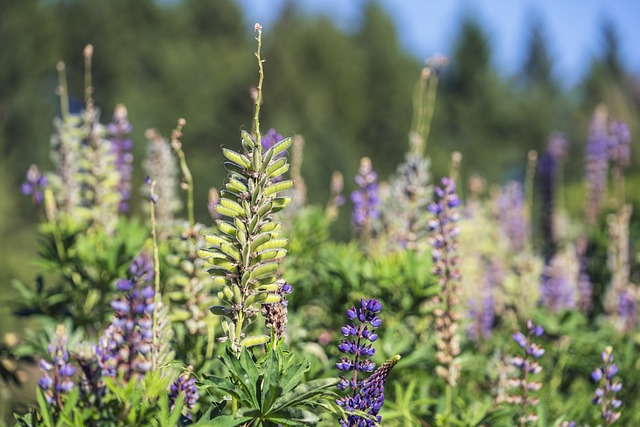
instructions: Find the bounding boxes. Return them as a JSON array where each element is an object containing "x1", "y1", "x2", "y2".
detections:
[
  {"x1": 336, "y1": 299, "x2": 399, "y2": 426},
  {"x1": 508, "y1": 320, "x2": 545, "y2": 427},
  {"x1": 428, "y1": 177, "x2": 462, "y2": 425},
  {"x1": 351, "y1": 157, "x2": 381, "y2": 241},
  {"x1": 592, "y1": 346, "x2": 623, "y2": 425},
  {"x1": 199, "y1": 24, "x2": 293, "y2": 353}
]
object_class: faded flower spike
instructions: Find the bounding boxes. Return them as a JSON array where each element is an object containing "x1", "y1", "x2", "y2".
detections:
[
  {"x1": 21, "y1": 164, "x2": 48, "y2": 205},
  {"x1": 507, "y1": 320, "x2": 545, "y2": 427},
  {"x1": 107, "y1": 104, "x2": 134, "y2": 213},
  {"x1": 39, "y1": 325, "x2": 75, "y2": 407},
  {"x1": 592, "y1": 346, "x2": 623, "y2": 425}
]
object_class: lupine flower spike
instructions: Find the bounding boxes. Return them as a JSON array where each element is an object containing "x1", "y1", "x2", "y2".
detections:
[
  {"x1": 351, "y1": 157, "x2": 381, "y2": 241},
  {"x1": 507, "y1": 320, "x2": 545, "y2": 427},
  {"x1": 428, "y1": 176, "x2": 462, "y2": 386},
  {"x1": 39, "y1": 325, "x2": 75, "y2": 408},
  {"x1": 97, "y1": 253, "x2": 155, "y2": 380},
  {"x1": 169, "y1": 367, "x2": 200, "y2": 419},
  {"x1": 592, "y1": 346, "x2": 623, "y2": 425},
  {"x1": 107, "y1": 104, "x2": 133, "y2": 213},
  {"x1": 336, "y1": 299, "x2": 398, "y2": 426}
]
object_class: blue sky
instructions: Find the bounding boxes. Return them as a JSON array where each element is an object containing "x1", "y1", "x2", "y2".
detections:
[{"x1": 237, "y1": 0, "x2": 640, "y2": 86}]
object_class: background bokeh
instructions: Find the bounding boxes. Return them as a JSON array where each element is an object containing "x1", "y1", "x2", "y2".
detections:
[{"x1": 1, "y1": 0, "x2": 639, "y2": 334}]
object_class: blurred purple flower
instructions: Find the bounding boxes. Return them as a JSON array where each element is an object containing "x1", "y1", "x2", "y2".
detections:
[
  {"x1": 21, "y1": 164, "x2": 47, "y2": 205},
  {"x1": 39, "y1": 325, "x2": 75, "y2": 406},
  {"x1": 497, "y1": 181, "x2": 529, "y2": 253},
  {"x1": 592, "y1": 346, "x2": 623, "y2": 425},
  {"x1": 351, "y1": 157, "x2": 381, "y2": 237},
  {"x1": 107, "y1": 104, "x2": 133, "y2": 213},
  {"x1": 585, "y1": 108, "x2": 609, "y2": 226}
]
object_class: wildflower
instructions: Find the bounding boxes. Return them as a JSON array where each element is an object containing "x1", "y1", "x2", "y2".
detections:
[
  {"x1": 169, "y1": 368, "x2": 199, "y2": 417},
  {"x1": 107, "y1": 104, "x2": 134, "y2": 213},
  {"x1": 21, "y1": 164, "x2": 48, "y2": 205},
  {"x1": 467, "y1": 259, "x2": 499, "y2": 341},
  {"x1": 507, "y1": 320, "x2": 544, "y2": 427},
  {"x1": 39, "y1": 325, "x2": 75, "y2": 407},
  {"x1": 540, "y1": 247, "x2": 579, "y2": 313},
  {"x1": 428, "y1": 177, "x2": 462, "y2": 385},
  {"x1": 261, "y1": 128, "x2": 284, "y2": 153},
  {"x1": 99, "y1": 253, "x2": 155, "y2": 380},
  {"x1": 497, "y1": 181, "x2": 529, "y2": 253},
  {"x1": 142, "y1": 129, "x2": 182, "y2": 228},
  {"x1": 336, "y1": 299, "x2": 398, "y2": 426},
  {"x1": 351, "y1": 157, "x2": 381, "y2": 239},
  {"x1": 592, "y1": 346, "x2": 623, "y2": 425},
  {"x1": 585, "y1": 106, "x2": 609, "y2": 226},
  {"x1": 261, "y1": 280, "x2": 292, "y2": 342},
  {"x1": 608, "y1": 121, "x2": 631, "y2": 170}
]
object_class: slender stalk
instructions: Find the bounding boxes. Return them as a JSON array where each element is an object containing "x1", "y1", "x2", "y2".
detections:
[
  {"x1": 422, "y1": 72, "x2": 440, "y2": 150},
  {"x1": 170, "y1": 118, "x2": 195, "y2": 228},
  {"x1": 149, "y1": 180, "x2": 161, "y2": 369},
  {"x1": 56, "y1": 61, "x2": 69, "y2": 120},
  {"x1": 83, "y1": 45, "x2": 94, "y2": 118},
  {"x1": 253, "y1": 23, "x2": 264, "y2": 147},
  {"x1": 445, "y1": 383, "x2": 452, "y2": 427},
  {"x1": 525, "y1": 150, "x2": 537, "y2": 247}
]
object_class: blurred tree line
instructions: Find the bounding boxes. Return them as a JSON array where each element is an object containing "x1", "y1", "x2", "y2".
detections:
[{"x1": 1, "y1": 0, "x2": 639, "y2": 289}]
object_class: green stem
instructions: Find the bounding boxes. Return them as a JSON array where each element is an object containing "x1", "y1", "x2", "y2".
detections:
[
  {"x1": 56, "y1": 62, "x2": 69, "y2": 120},
  {"x1": 253, "y1": 23, "x2": 264, "y2": 147},
  {"x1": 170, "y1": 119, "x2": 195, "y2": 228},
  {"x1": 422, "y1": 74, "x2": 439, "y2": 151},
  {"x1": 149, "y1": 180, "x2": 161, "y2": 369},
  {"x1": 524, "y1": 150, "x2": 537, "y2": 249},
  {"x1": 445, "y1": 383, "x2": 452, "y2": 427}
]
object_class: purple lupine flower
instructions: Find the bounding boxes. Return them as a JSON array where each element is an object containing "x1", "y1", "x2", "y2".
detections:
[
  {"x1": 608, "y1": 121, "x2": 631, "y2": 170},
  {"x1": 467, "y1": 259, "x2": 499, "y2": 341},
  {"x1": 21, "y1": 164, "x2": 48, "y2": 205},
  {"x1": 39, "y1": 325, "x2": 75, "y2": 407},
  {"x1": 336, "y1": 300, "x2": 398, "y2": 426},
  {"x1": 497, "y1": 181, "x2": 530, "y2": 253},
  {"x1": 585, "y1": 108, "x2": 609, "y2": 226},
  {"x1": 336, "y1": 298, "x2": 381, "y2": 381},
  {"x1": 428, "y1": 177, "x2": 462, "y2": 385},
  {"x1": 261, "y1": 128, "x2": 283, "y2": 153},
  {"x1": 107, "y1": 104, "x2": 134, "y2": 213},
  {"x1": 169, "y1": 369, "x2": 199, "y2": 417},
  {"x1": 617, "y1": 287, "x2": 638, "y2": 334},
  {"x1": 537, "y1": 133, "x2": 567, "y2": 260},
  {"x1": 592, "y1": 346, "x2": 623, "y2": 425},
  {"x1": 337, "y1": 355, "x2": 401, "y2": 427},
  {"x1": 575, "y1": 239, "x2": 593, "y2": 312},
  {"x1": 98, "y1": 253, "x2": 155, "y2": 380},
  {"x1": 351, "y1": 157, "x2": 381, "y2": 238},
  {"x1": 540, "y1": 249, "x2": 577, "y2": 314},
  {"x1": 507, "y1": 320, "x2": 545, "y2": 426}
]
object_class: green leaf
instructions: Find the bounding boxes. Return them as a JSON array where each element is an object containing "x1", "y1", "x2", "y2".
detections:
[
  {"x1": 193, "y1": 415, "x2": 252, "y2": 427},
  {"x1": 36, "y1": 389, "x2": 54, "y2": 427},
  {"x1": 261, "y1": 350, "x2": 282, "y2": 413},
  {"x1": 270, "y1": 378, "x2": 339, "y2": 414}
]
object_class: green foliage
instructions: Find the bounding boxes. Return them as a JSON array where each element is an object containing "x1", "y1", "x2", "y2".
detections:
[{"x1": 199, "y1": 343, "x2": 338, "y2": 427}]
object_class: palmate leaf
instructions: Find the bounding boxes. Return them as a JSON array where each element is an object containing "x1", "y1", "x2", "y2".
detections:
[{"x1": 268, "y1": 378, "x2": 339, "y2": 415}]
